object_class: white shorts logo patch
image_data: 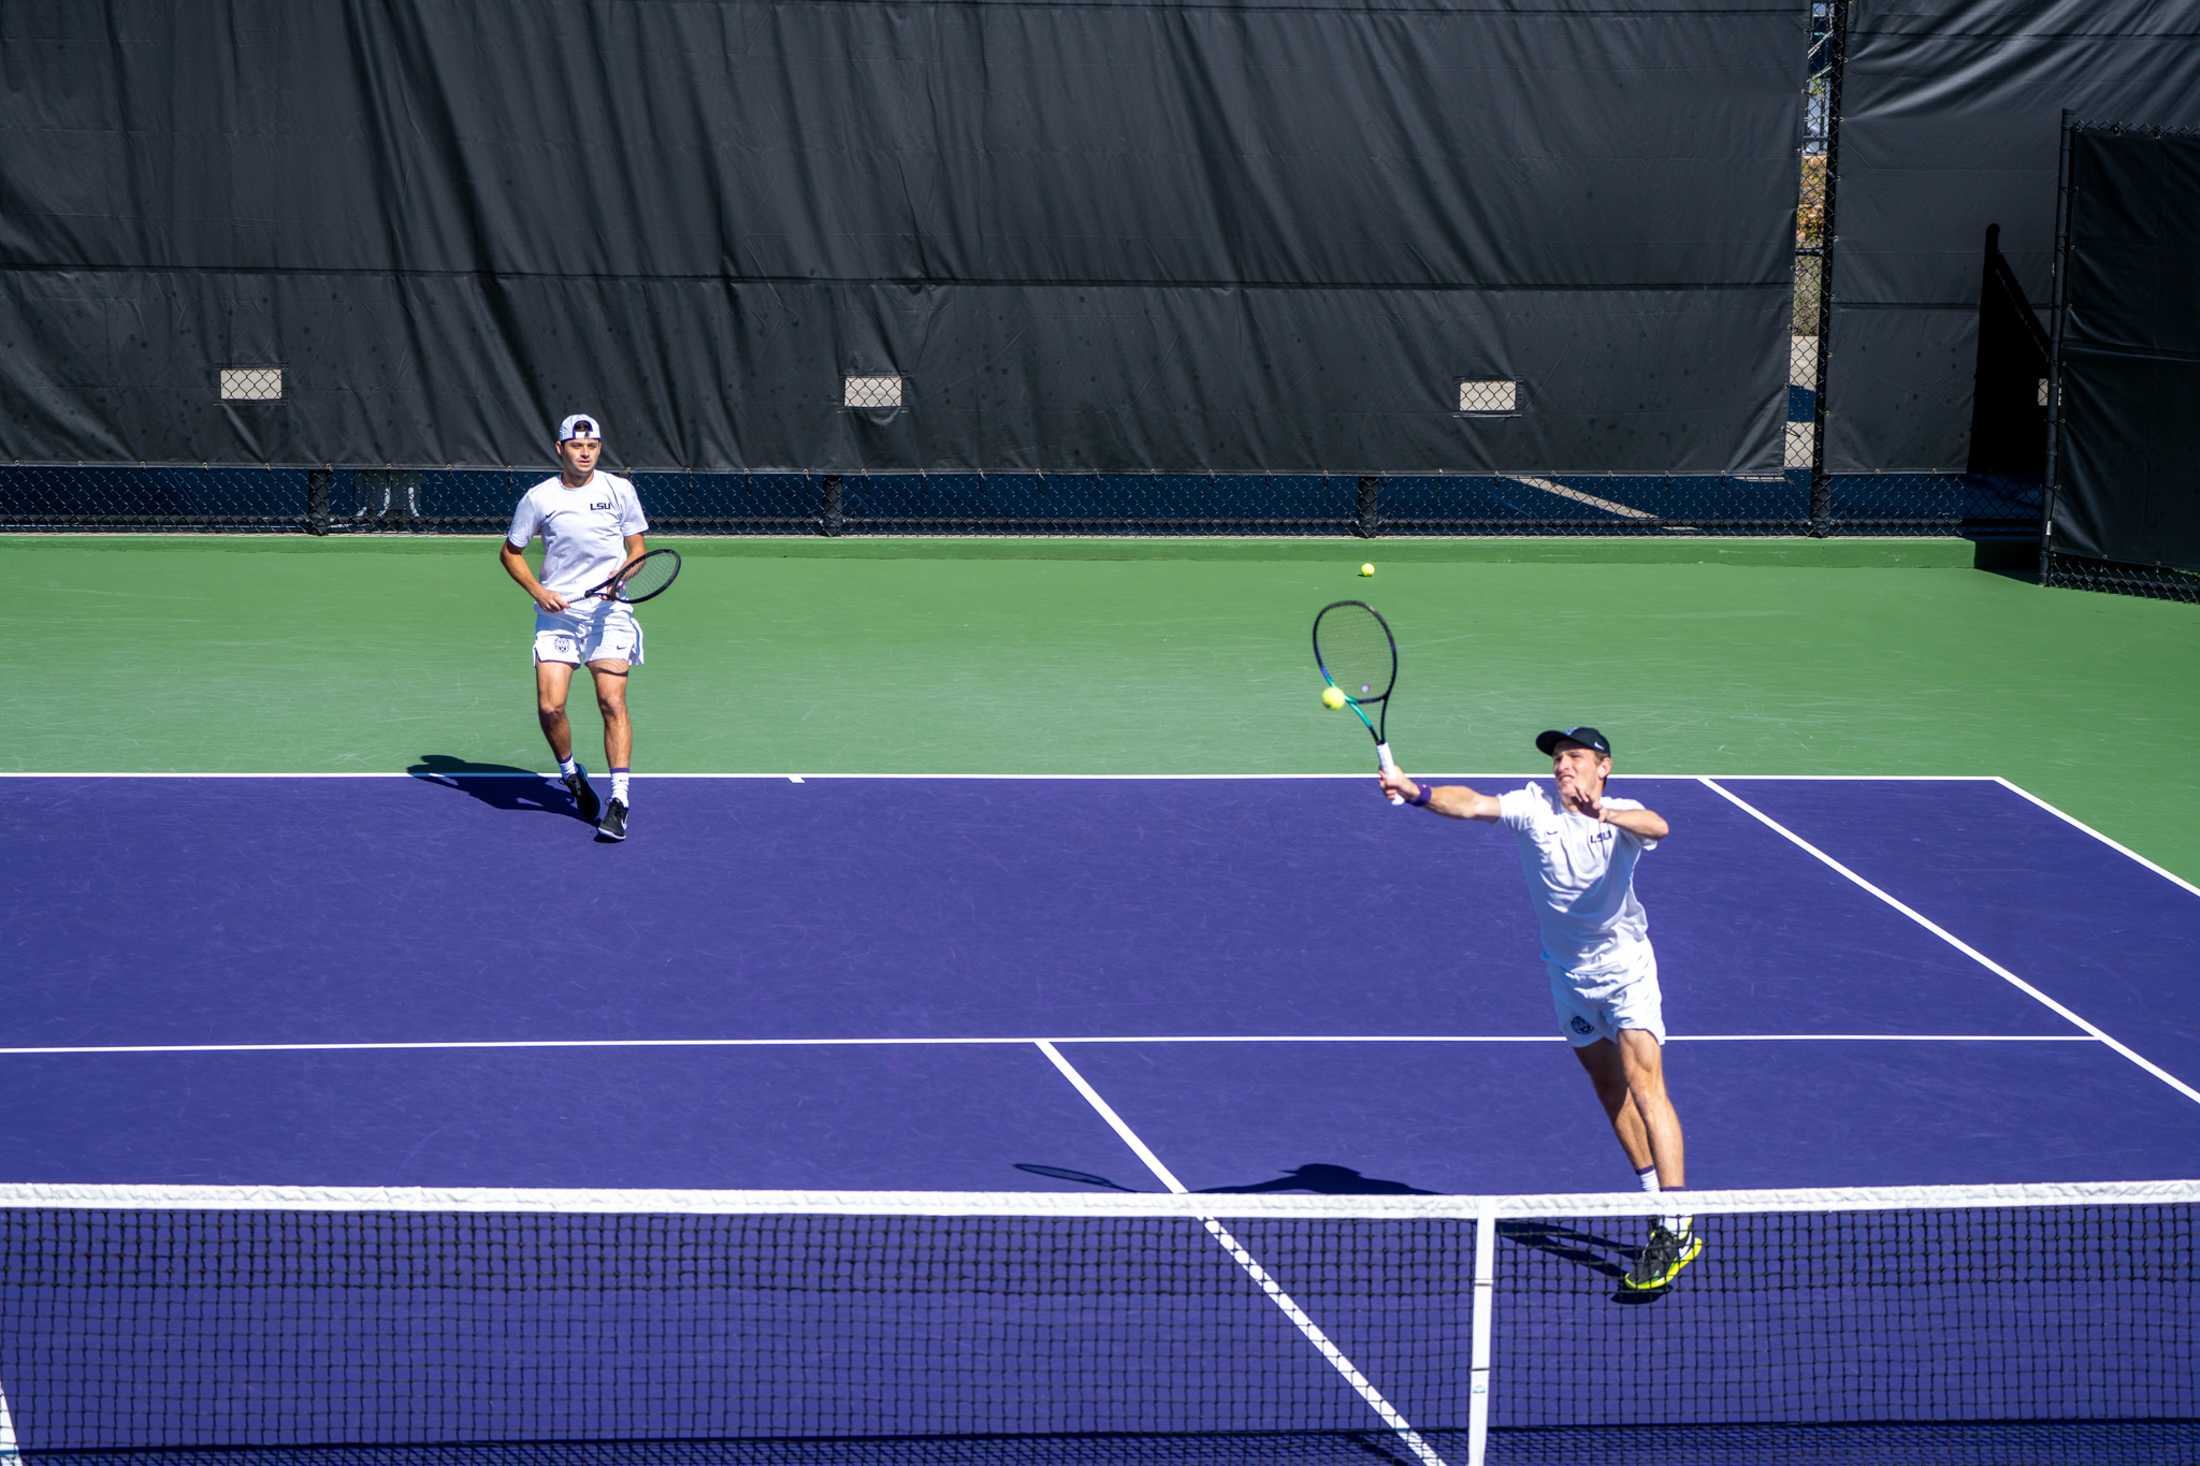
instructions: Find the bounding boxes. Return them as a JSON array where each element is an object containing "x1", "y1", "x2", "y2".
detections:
[{"x1": 532, "y1": 605, "x2": 644, "y2": 667}]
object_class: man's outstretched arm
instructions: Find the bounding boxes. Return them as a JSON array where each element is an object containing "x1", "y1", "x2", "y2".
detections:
[{"x1": 1377, "y1": 768, "x2": 1503, "y2": 821}]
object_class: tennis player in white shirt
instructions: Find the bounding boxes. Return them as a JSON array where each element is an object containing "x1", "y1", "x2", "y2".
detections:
[
  {"x1": 1380, "y1": 726, "x2": 1700, "y2": 1290},
  {"x1": 497, "y1": 413, "x2": 648, "y2": 842}
]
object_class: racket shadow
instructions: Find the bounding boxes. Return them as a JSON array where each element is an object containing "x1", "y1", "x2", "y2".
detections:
[{"x1": 406, "y1": 754, "x2": 577, "y2": 817}]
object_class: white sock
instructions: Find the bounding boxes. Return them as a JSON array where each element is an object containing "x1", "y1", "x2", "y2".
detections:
[
  {"x1": 558, "y1": 756, "x2": 581, "y2": 779},
  {"x1": 1635, "y1": 1164, "x2": 1661, "y2": 1194},
  {"x1": 1661, "y1": 1194, "x2": 1691, "y2": 1236},
  {"x1": 611, "y1": 769, "x2": 631, "y2": 804}
]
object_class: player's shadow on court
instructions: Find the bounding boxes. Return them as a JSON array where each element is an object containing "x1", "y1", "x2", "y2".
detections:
[
  {"x1": 1202, "y1": 1164, "x2": 1436, "y2": 1196},
  {"x1": 407, "y1": 755, "x2": 584, "y2": 819},
  {"x1": 1497, "y1": 1219, "x2": 1670, "y2": 1305},
  {"x1": 1014, "y1": 1162, "x2": 1437, "y2": 1196}
]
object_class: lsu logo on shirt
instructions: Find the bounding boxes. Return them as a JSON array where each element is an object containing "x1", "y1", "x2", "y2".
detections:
[{"x1": 588, "y1": 499, "x2": 612, "y2": 512}]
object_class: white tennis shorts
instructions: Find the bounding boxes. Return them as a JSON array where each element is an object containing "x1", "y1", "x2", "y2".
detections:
[
  {"x1": 532, "y1": 599, "x2": 644, "y2": 667},
  {"x1": 1549, "y1": 953, "x2": 1666, "y2": 1048}
]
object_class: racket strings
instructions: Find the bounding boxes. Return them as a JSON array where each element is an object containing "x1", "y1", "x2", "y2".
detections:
[
  {"x1": 1314, "y1": 608, "x2": 1395, "y2": 701},
  {"x1": 613, "y1": 552, "x2": 678, "y2": 601}
]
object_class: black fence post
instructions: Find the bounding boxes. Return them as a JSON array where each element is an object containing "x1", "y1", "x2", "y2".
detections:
[
  {"x1": 1807, "y1": 0, "x2": 1849, "y2": 537},
  {"x1": 306, "y1": 467, "x2": 332, "y2": 535},
  {"x1": 2039, "y1": 111, "x2": 2076, "y2": 586},
  {"x1": 820, "y1": 473, "x2": 844, "y2": 537},
  {"x1": 1354, "y1": 475, "x2": 1381, "y2": 538}
]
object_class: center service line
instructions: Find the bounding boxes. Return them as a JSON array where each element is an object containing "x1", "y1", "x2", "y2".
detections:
[{"x1": 1033, "y1": 1040, "x2": 1454, "y2": 1466}]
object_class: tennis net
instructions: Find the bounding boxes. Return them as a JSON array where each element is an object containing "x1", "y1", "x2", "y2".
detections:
[{"x1": 0, "y1": 1180, "x2": 2193, "y2": 1465}]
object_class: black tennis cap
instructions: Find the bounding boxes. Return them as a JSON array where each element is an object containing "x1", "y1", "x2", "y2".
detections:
[{"x1": 1536, "y1": 726, "x2": 1612, "y2": 758}]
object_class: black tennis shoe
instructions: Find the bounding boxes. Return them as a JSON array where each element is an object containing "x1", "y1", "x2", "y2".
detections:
[
  {"x1": 1623, "y1": 1222, "x2": 1703, "y2": 1291},
  {"x1": 595, "y1": 798, "x2": 629, "y2": 843},
  {"x1": 562, "y1": 769, "x2": 601, "y2": 824}
]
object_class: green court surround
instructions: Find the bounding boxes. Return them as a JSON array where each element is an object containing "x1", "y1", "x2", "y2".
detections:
[{"x1": 17, "y1": 534, "x2": 2195, "y2": 883}]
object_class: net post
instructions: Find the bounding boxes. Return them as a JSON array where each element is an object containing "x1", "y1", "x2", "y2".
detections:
[
  {"x1": 819, "y1": 473, "x2": 844, "y2": 537},
  {"x1": 305, "y1": 466, "x2": 332, "y2": 536},
  {"x1": 1354, "y1": 474, "x2": 1382, "y2": 538},
  {"x1": 1466, "y1": 1200, "x2": 1497, "y2": 1466}
]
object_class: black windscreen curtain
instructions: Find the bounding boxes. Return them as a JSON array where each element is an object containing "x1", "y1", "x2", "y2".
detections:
[
  {"x1": 1827, "y1": 0, "x2": 2200, "y2": 473},
  {"x1": 0, "y1": 0, "x2": 1800, "y2": 473},
  {"x1": 2050, "y1": 123, "x2": 2200, "y2": 573}
]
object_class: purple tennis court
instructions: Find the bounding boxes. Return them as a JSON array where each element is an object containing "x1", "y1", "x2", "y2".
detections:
[
  {"x1": 2, "y1": 773, "x2": 2196, "y2": 1463},
  {"x1": 7, "y1": 773, "x2": 2198, "y2": 1190}
]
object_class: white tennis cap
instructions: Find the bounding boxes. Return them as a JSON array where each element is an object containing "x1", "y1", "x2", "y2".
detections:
[{"x1": 557, "y1": 413, "x2": 603, "y2": 443}]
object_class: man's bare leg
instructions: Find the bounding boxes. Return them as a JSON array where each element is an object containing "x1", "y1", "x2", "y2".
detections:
[
  {"x1": 1616, "y1": 1028, "x2": 1685, "y2": 1189},
  {"x1": 535, "y1": 662, "x2": 577, "y2": 762},
  {"x1": 1572, "y1": 1039, "x2": 1655, "y2": 1173}
]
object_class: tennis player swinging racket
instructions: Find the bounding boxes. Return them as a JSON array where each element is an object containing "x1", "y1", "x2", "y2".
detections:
[{"x1": 1312, "y1": 599, "x2": 1404, "y2": 805}]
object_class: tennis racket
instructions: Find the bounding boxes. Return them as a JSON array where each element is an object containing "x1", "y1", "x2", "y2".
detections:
[
  {"x1": 1312, "y1": 599, "x2": 1403, "y2": 805},
  {"x1": 585, "y1": 548, "x2": 681, "y2": 605}
]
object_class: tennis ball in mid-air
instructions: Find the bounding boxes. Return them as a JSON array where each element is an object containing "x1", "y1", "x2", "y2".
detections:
[
  {"x1": 1320, "y1": 686, "x2": 1347, "y2": 710},
  {"x1": 1359, "y1": 562, "x2": 1375, "y2": 577}
]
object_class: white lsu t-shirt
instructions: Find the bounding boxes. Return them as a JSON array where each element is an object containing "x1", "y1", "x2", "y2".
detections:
[
  {"x1": 506, "y1": 471, "x2": 649, "y2": 600},
  {"x1": 1496, "y1": 782, "x2": 1660, "y2": 987}
]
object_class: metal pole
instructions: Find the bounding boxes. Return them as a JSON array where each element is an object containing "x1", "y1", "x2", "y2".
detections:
[
  {"x1": 2039, "y1": 111, "x2": 2077, "y2": 586},
  {"x1": 306, "y1": 466, "x2": 332, "y2": 535},
  {"x1": 1807, "y1": 0, "x2": 1849, "y2": 536}
]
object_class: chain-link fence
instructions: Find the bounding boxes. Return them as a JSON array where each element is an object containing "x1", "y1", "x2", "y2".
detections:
[
  {"x1": 0, "y1": 463, "x2": 2041, "y2": 538},
  {"x1": 2040, "y1": 550, "x2": 2200, "y2": 602}
]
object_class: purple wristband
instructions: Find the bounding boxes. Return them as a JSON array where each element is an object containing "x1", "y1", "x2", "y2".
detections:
[{"x1": 1411, "y1": 784, "x2": 1433, "y2": 808}]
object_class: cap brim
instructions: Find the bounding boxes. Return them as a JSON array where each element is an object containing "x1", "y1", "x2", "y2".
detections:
[{"x1": 1535, "y1": 730, "x2": 1607, "y2": 757}]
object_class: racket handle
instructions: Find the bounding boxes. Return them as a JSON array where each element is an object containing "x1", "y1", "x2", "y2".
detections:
[{"x1": 1376, "y1": 742, "x2": 1405, "y2": 806}]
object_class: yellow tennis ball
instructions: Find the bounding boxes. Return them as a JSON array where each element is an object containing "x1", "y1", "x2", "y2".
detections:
[
  {"x1": 1359, "y1": 562, "x2": 1375, "y2": 577},
  {"x1": 1320, "y1": 686, "x2": 1347, "y2": 710}
]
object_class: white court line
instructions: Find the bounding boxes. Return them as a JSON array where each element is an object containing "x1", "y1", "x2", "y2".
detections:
[
  {"x1": 1683, "y1": 774, "x2": 2004, "y2": 782},
  {"x1": 1994, "y1": 775, "x2": 2200, "y2": 902},
  {"x1": 1035, "y1": 1042, "x2": 1192, "y2": 1192},
  {"x1": 1033, "y1": 1041, "x2": 1452, "y2": 1466},
  {"x1": 0, "y1": 1380, "x2": 15, "y2": 1454},
  {"x1": 0, "y1": 1032, "x2": 2096, "y2": 1059},
  {"x1": 1664, "y1": 1033, "x2": 2091, "y2": 1042},
  {"x1": 1702, "y1": 778, "x2": 2200, "y2": 1107}
]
